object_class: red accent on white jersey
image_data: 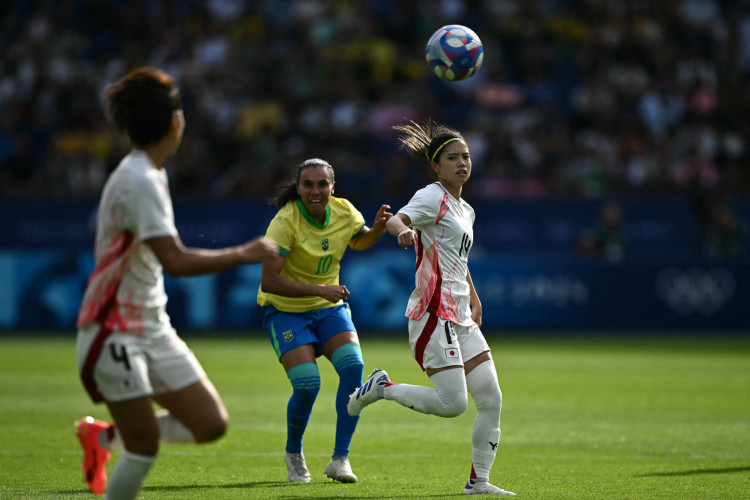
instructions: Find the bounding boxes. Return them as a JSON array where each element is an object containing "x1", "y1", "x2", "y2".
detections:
[
  {"x1": 77, "y1": 150, "x2": 178, "y2": 335},
  {"x1": 398, "y1": 182, "x2": 475, "y2": 325},
  {"x1": 76, "y1": 231, "x2": 135, "y2": 331}
]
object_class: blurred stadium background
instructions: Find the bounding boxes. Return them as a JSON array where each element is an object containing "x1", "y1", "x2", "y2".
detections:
[{"x1": 1, "y1": 0, "x2": 748, "y2": 334}]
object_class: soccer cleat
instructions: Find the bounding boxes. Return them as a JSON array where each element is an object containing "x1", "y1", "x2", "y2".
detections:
[
  {"x1": 74, "y1": 416, "x2": 111, "y2": 495},
  {"x1": 324, "y1": 456, "x2": 357, "y2": 483},
  {"x1": 347, "y1": 368, "x2": 389, "y2": 416},
  {"x1": 285, "y1": 451, "x2": 311, "y2": 482},
  {"x1": 463, "y1": 479, "x2": 516, "y2": 495}
]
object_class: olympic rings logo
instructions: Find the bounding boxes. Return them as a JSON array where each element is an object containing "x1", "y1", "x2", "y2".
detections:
[{"x1": 655, "y1": 267, "x2": 736, "y2": 316}]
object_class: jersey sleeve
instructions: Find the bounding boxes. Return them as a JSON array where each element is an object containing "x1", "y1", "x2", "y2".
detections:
[
  {"x1": 265, "y1": 205, "x2": 295, "y2": 257},
  {"x1": 340, "y1": 198, "x2": 366, "y2": 239},
  {"x1": 398, "y1": 184, "x2": 440, "y2": 229},
  {"x1": 133, "y1": 174, "x2": 177, "y2": 241}
]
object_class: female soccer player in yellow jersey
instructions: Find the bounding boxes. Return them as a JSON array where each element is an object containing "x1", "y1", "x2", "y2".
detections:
[
  {"x1": 347, "y1": 121, "x2": 515, "y2": 496},
  {"x1": 257, "y1": 158, "x2": 392, "y2": 483}
]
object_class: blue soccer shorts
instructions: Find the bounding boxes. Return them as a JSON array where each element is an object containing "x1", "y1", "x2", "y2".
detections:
[{"x1": 263, "y1": 303, "x2": 357, "y2": 360}]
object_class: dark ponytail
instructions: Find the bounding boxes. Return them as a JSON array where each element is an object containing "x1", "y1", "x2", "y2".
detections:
[{"x1": 392, "y1": 120, "x2": 464, "y2": 164}]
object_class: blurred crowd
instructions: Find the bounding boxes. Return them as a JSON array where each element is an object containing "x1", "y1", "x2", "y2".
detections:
[{"x1": 1, "y1": 0, "x2": 749, "y2": 202}]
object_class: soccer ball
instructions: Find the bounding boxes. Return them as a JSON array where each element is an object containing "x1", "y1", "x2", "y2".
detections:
[{"x1": 425, "y1": 25, "x2": 484, "y2": 81}]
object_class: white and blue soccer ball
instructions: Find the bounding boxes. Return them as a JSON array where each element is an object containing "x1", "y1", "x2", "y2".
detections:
[{"x1": 425, "y1": 24, "x2": 484, "y2": 81}]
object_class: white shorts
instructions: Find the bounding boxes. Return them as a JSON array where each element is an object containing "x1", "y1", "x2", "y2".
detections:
[
  {"x1": 77, "y1": 318, "x2": 206, "y2": 403},
  {"x1": 407, "y1": 313, "x2": 490, "y2": 371}
]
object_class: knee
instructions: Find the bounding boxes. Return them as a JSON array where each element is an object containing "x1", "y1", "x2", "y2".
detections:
[
  {"x1": 429, "y1": 368, "x2": 469, "y2": 417},
  {"x1": 332, "y1": 344, "x2": 364, "y2": 384},
  {"x1": 341, "y1": 357, "x2": 364, "y2": 376},
  {"x1": 336, "y1": 361, "x2": 364, "y2": 389},
  {"x1": 475, "y1": 385, "x2": 502, "y2": 416},
  {"x1": 442, "y1": 392, "x2": 468, "y2": 418},
  {"x1": 206, "y1": 414, "x2": 229, "y2": 442},
  {"x1": 195, "y1": 411, "x2": 229, "y2": 443},
  {"x1": 292, "y1": 385, "x2": 320, "y2": 403},
  {"x1": 288, "y1": 363, "x2": 321, "y2": 395}
]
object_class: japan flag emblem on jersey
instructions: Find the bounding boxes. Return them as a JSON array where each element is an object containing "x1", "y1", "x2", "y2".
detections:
[{"x1": 445, "y1": 348, "x2": 459, "y2": 359}]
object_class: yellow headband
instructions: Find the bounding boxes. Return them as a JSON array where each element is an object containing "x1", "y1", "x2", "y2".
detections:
[{"x1": 430, "y1": 137, "x2": 463, "y2": 162}]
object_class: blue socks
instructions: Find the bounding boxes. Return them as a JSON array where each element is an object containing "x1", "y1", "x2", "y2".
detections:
[
  {"x1": 284, "y1": 344, "x2": 364, "y2": 457},
  {"x1": 285, "y1": 363, "x2": 320, "y2": 453},
  {"x1": 331, "y1": 343, "x2": 364, "y2": 457}
]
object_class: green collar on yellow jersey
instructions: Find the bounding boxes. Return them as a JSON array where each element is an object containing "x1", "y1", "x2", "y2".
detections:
[{"x1": 296, "y1": 198, "x2": 330, "y2": 229}]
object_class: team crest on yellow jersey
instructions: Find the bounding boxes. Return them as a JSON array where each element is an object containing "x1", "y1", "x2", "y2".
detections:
[{"x1": 321, "y1": 239, "x2": 329, "y2": 251}]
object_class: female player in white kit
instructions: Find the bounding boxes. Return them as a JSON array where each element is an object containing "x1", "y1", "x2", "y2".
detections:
[
  {"x1": 73, "y1": 67, "x2": 277, "y2": 499},
  {"x1": 347, "y1": 121, "x2": 515, "y2": 496}
]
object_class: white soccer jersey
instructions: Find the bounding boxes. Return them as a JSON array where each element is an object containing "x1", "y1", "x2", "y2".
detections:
[
  {"x1": 77, "y1": 149, "x2": 178, "y2": 335},
  {"x1": 398, "y1": 182, "x2": 475, "y2": 325}
]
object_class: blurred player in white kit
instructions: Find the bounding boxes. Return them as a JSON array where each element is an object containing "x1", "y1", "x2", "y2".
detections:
[{"x1": 74, "y1": 67, "x2": 276, "y2": 499}]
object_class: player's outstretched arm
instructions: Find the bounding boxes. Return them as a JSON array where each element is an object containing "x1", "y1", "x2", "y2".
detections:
[
  {"x1": 386, "y1": 213, "x2": 417, "y2": 249},
  {"x1": 146, "y1": 235, "x2": 277, "y2": 278},
  {"x1": 349, "y1": 204, "x2": 393, "y2": 251}
]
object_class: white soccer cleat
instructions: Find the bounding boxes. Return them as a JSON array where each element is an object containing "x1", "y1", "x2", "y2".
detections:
[
  {"x1": 463, "y1": 479, "x2": 516, "y2": 495},
  {"x1": 285, "y1": 451, "x2": 311, "y2": 483},
  {"x1": 324, "y1": 456, "x2": 357, "y2": 483},
  {"x1": 347, "y1": 368, "x2": 389, "y2": 416}
]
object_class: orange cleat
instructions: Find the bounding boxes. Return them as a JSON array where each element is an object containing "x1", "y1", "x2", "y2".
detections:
[{"x1": 75, "y1": 416, "x2": 111, "y2": 495}]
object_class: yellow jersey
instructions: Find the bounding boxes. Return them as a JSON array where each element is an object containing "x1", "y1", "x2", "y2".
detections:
[{"x1": 257, "y1": 197, "x2": 365, "y2": 312}]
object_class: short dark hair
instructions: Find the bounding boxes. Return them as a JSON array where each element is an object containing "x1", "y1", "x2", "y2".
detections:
[{"x1": 104, "y1": 67, "x2": 182, "y2": 146}]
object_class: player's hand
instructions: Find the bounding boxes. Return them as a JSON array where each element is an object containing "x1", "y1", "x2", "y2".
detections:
[
  {"x1": 471, "y1": 303, "x2": 482, "y2": 328},
  {"x1": 320, "y1": 284, "x2": 350, "y2": 303},
  {"x1": 396, "y1": 228, "x2": 417, "y2": 249},
  {"x1": 372, "y1": 204, "x2": 393, "y2": 233},
  {"x1": 242, "y1": 237, "x2": 278, "y2": 262}
]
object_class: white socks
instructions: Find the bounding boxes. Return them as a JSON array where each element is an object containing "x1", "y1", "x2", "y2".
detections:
[
  {"x1": 382, "y1": 360, "x2": 502, "y2": 482},
  {"x1": 466, "y1": 360, "x2": 502, "y2": 481},
  {"x1": 384, "y1": 368, "x2": 468, "y2": 417},
  {"x1": 100, "y1": 410, "x2": 196, "y2": 498},
  {"x1": 153, "y1": 409, "x2": 197, "y2": 444},
  {"x1": 105, "y1": 450, "x2": 155, "y2": 500}
]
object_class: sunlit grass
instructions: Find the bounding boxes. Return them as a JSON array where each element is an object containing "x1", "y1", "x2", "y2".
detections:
[{"x1": 0, "y1": 333, "x2": 748, "y2": 499}]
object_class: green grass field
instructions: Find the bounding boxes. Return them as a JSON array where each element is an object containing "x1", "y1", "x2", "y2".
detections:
[{"x1": 0, "y1": 333, "x2": 749, "y2": 499}]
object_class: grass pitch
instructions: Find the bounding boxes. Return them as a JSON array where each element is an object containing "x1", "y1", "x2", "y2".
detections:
[{"x1": 0, "y1": 333, "x2": 748, "y2": 499}]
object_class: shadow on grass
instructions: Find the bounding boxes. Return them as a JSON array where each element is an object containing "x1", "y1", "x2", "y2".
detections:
[
  {"x1": 63, "y1": 482, "x2": 463, "y2": 498},
  {"x1": 140, "y1": 482, "x2": 463, "y2": 498},
  {"x1": 57, "y1": 483, "x2": 309, "y2": 495},
  {"x1": 637, "y1": 465, "x2": 750, "y2": 477},
  {"x1": 144, "y1": 481, "x2": 287, "y2": 490}
]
